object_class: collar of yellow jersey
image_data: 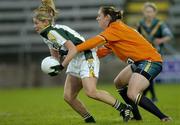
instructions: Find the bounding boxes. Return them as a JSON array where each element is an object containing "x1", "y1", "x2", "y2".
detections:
[{"x1": 40, "y1": 25, "x2": 51, "y2": 34}]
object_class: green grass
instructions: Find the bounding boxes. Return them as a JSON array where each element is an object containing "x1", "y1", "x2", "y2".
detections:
[{"x1": 0, "y1": 84, "x2": 180, "y2": 125}]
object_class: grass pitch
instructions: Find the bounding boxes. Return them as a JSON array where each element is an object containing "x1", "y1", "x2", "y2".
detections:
[{"x1": 0, "y1": 83, "x2": 180, "y2": 125}]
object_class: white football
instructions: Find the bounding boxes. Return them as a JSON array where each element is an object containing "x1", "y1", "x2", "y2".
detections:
[{"x1": 41, "y1": 56, "x2": 60, "y2": 74}]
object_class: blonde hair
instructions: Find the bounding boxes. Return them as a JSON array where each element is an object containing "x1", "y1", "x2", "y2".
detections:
[
  {"x1": 41, "y1": 0, "x2": 58, "y2": 16},
  {"x1": 143, "y1": 2, "x2": 157, "y2": 12},
  {"x1": 33, "y1": 0, "x2": 59, "y2": 23}
]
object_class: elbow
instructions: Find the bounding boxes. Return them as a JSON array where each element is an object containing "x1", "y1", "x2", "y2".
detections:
[
  {"x1": 166, "y1": 36, "x2": 173, "y2": 43},
  {"x1": 73, "y1": 46, "x2": 78, "y2": 54},
  {"x1": 68, "y1": 45, "x2": 78, "y2": 58}
]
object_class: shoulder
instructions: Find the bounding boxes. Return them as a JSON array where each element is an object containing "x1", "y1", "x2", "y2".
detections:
[
  {"x1": 139, "y1": 19, "x2": 144, "y2": 25},
  {"x1": 154, "y1": 19, "x2": 164, "y2": 26},
  {"x1": 156, "y1": 19, "x2": 169, "y2": 29},
  {"x1": 43, "y1": 25, "x2": 62, "y2": 41},
  {"x1": 54, "y1": 24, "x2": 69, "y2": 30},
  {"x1": 47, "y1": 31, "x2": 57, "y2": 41},
  {"x1": 47, "y1": 25, "x2": 67, "y2": 40},
  {"x1": 137, "y1": 19, "x2": 145, "y2": 27},
  {"x1": 100, "y1": 27, "x2": 112, "y2": 36}
]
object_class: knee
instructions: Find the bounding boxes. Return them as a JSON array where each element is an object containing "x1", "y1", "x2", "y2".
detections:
[
  {"x1": 127, "y1": 91, "x2": 137, "y2": 102},
  {"x1": 85, "y1": 89, "x2": 97, "y2": 99},
  {"x1": 114, "y1": 78, "x2": 123, "y2": 89},
  {"x1": 63, "y1": 93, "x2": 74, "y2": 104},
  {"x1": 113, "y1": 78, "x2": 118, "y2": 86}
]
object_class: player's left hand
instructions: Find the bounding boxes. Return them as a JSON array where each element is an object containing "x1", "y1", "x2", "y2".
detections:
[
  {"x1": 154, "y1": 38, "x2": 163, "y2": 45},
  {"x1": 48, "y1": 64, "x2": 64, "y2": 76},
  {"x1": 50, "y1": 64, "x2": 64, "y2": 72}
]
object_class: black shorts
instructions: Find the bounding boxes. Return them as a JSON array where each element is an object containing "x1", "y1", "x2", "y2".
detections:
[{"x1": 131, "y1": 61, "x2": 162, "y2": 81}]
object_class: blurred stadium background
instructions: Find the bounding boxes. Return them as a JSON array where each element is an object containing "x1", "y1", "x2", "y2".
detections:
[{"x1": 0, "y1": 0, "x2": 180, "y2": 88}]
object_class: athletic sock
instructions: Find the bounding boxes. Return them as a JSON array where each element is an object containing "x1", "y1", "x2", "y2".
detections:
[
  {"x1": 113, "y1": 99, "x2": 133, "y2": 122},
  {"x1": 112, "y1": 99, "x2": 126, "y2": 111},
  {"x1": 83, "y1": 113, "x2": 96, "y2": 123},
  {"x1": 149, "y1": 80, "x2": 157, "y2": 101},
  {"x1": 150, "y1": 81, "x2": 155, "y2": 98},
  {"x1": 118, "y1": 87, "x2": 142, "y2": 120},
  {"x1": 136, "y1": 93, "x2": 167, "y2": 119}
]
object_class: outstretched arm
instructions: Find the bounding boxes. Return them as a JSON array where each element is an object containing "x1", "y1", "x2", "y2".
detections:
[
  {"x1": 61, "y1": 35, "x2": 106, "y2": 67},
  {"x1": 97, "y1": 45, "x2": 112, "y2": 58},
  {"x1": 77, "y1": 35, "x2": 106, "y2": 52}
]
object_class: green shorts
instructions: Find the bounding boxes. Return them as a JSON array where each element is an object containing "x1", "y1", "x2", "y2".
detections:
[{"x1": 131, "y1": 61, "x2": 162, "y2": 81}]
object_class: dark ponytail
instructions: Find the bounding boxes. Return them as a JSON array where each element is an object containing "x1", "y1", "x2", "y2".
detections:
[{"x1": 100, "y1": 6, "x2": 123, "y2": 22}]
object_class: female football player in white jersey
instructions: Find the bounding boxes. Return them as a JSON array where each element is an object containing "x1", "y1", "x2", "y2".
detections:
[{"x1": 33, "y1": 0, "x2": 132, "y2": 123}]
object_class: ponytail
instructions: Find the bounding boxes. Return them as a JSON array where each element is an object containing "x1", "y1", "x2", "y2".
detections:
[
  {"x1": 33, "y1": 0, "x2": 59, "y2": 24},
  {"x1": 100, "y1": 6, "x2": 123, "y2": 22},
  {"x1": 41, "y1": 0, "x2": 59, "y2": 17},
  {"x1": 114, "y1": 10, "x2": 123, "y2": 21}
]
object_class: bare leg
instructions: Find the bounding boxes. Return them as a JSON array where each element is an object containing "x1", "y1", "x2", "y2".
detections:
[
  {"x1": 127, "y1": 73, "x2": 168, "y2": 120},
  {"x1": 114, "y1": 65, "x2": 142, "y2": 120},
  {"x1": 82, "y1": 77, "x2": 116, "y2": 105},
  {"x1": 64, "y1": 74, "x2": 90, "y2": 117},
  {"x1": 81, "y1": 77, "x2": 132, "y2": 122},
  {"x1": 114, "y1": 65, "x2": 132, "y2": 89},
  {"x1": 127, "y1": 73, "x2": 149, "y2": 101}
]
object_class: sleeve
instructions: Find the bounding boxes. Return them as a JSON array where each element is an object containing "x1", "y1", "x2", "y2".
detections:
[
  {"x1": 100, "y1": 27, "x2": 120, "y2": 41},
  {"x1": 48, "y1": 30, "x2": 67, "y2": 46},
  {"x1": 76, "y1": 35, "x2": 106, "y2": 52},
  {"x1": 97, "y1": 45, "x2": 112, "y2": 58},
  {"x1": 161, "y1": 23, "x2": 173, "y2": 38},
  {"x1": 137, "y1": 22, "x2": 141, "y2": 33},
  {"x1": 42, "y1": 38, "x2": 54, "y2": 49}
]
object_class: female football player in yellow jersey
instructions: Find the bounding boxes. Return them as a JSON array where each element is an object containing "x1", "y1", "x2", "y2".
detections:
[
  {"x1": 33, "y1": 0, "x2": 132, "y2": 123},
  {"x1": 61, "y1": 6, "x2": 171, "y2": 122},
  {"x1": 137, "y1": 2, "x2": 173, "y2": 103}
]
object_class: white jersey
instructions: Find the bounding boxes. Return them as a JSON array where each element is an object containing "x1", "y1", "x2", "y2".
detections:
[
  {"x1": 40, "y1": 24, "x2": 99, "y2": 78},
  {"x1": 42, "y1": 24, "x2": 85, "y2": 51}
]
